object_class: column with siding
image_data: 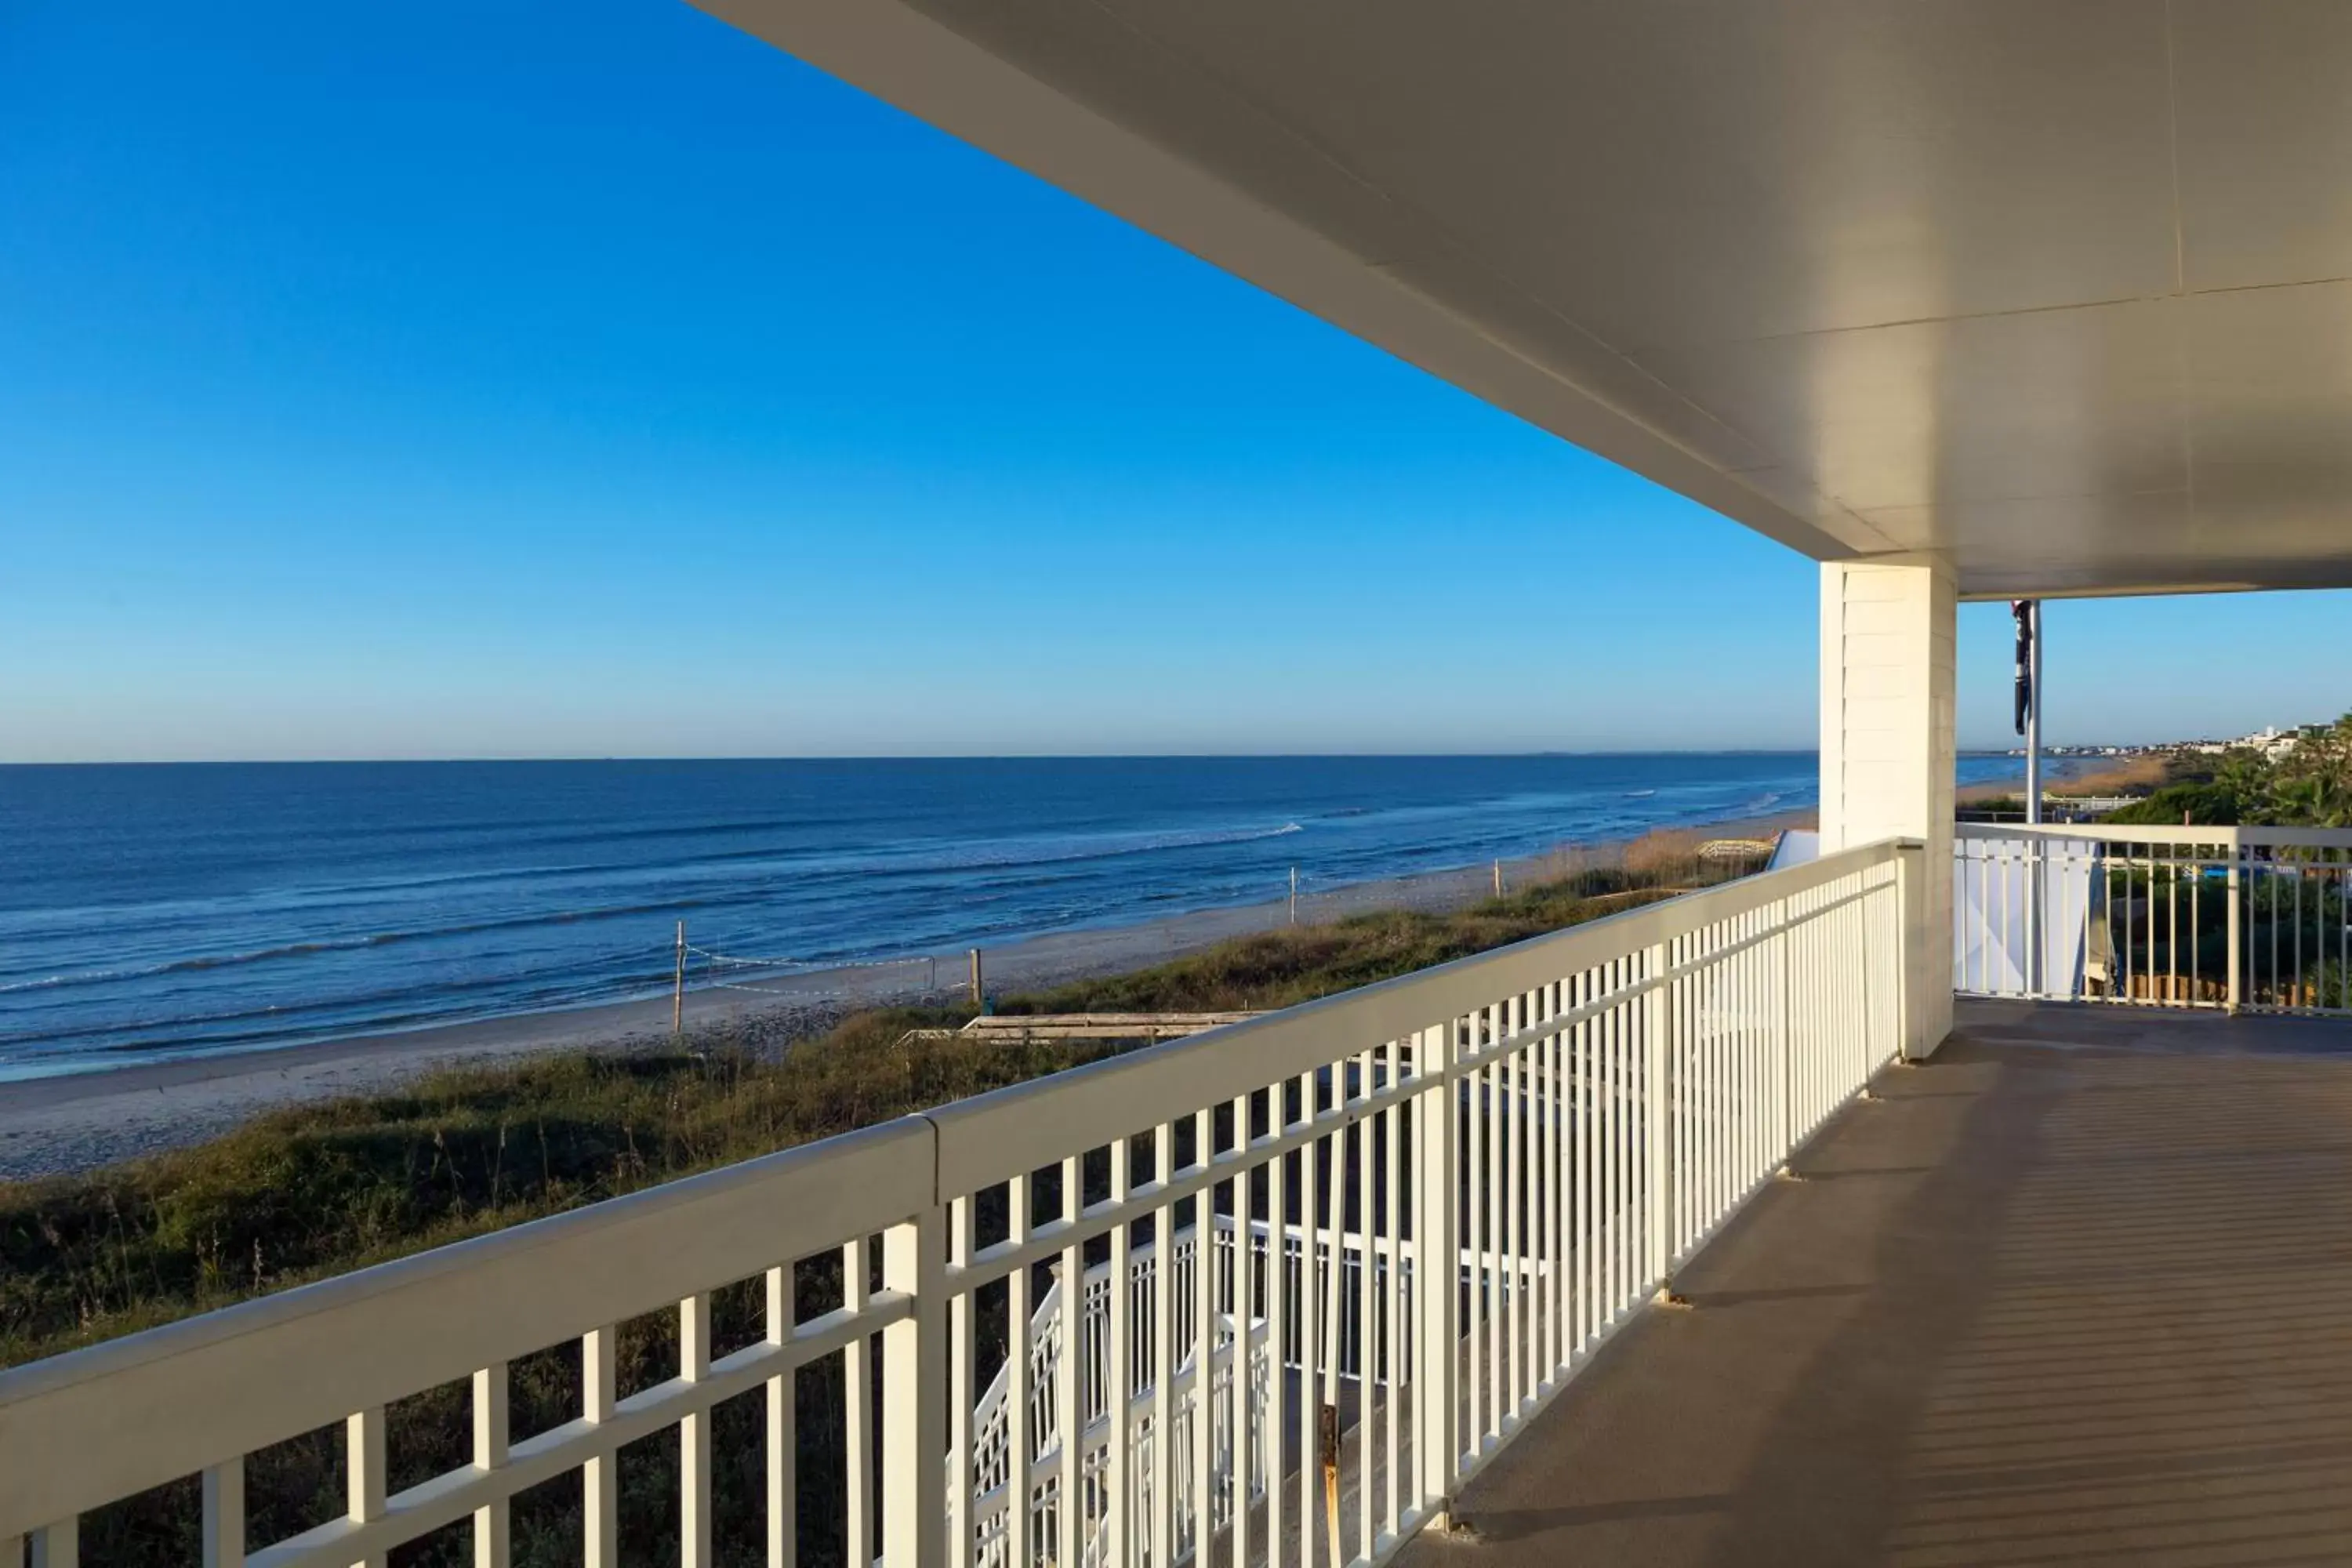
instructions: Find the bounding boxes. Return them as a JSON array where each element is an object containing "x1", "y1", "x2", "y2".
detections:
[{"x1": 1820, "y1": 556, "x2": 1957, "y2": 1059}]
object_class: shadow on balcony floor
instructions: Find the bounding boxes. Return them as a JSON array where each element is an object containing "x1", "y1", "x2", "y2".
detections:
[{"x1": 1399, "y1": 998, "x2": 2352, "y2": 1568}]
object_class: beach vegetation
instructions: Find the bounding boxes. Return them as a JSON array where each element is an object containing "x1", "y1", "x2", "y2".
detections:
[{"x1": 2111, "y1": 721, "x2": 2352, "y2": 827}]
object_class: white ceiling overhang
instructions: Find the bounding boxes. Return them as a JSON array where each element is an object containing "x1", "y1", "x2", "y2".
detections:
[{"x1": 695, "y1": 0, "x2": 2352, "y2": 599}]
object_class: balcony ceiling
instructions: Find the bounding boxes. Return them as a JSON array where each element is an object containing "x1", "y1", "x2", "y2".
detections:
[{"x1": 698, "y1": 0, "x2": 2352, "y2": 598}]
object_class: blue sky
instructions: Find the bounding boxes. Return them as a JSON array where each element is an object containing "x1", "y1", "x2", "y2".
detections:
[{"x1": 3, "y1": 0, "x2": 2344, "y2": 763}]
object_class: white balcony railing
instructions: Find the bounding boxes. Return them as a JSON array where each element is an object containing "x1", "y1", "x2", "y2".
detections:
[
  {"x1": 0, "y1": 839, "x2": 1920, "y2": 1568},
  {"x1": 1955, "y1": 822, "x2": 2352, "y2": 1014}
]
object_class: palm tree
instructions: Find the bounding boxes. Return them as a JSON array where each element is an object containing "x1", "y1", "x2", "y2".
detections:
[
  {"x1": 2214, "y1": 748, "x2": 2276, "y2": 823},
  {"x1": 2273, "y1": 713, "x2": 2352, "y2": 827}
]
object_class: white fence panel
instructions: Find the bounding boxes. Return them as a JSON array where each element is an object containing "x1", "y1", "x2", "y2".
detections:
[
  {"x1": 0, "y1": 840, "x2": 1920, "y2": 1568},
  {"x1": 1955, "y1": 823, "x2": 2352, "y2": 1015}
]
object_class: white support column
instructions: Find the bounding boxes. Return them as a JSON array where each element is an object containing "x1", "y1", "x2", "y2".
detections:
[{"x1": 1820, "y1": 556, "x2": 1955, "y2": 1059}]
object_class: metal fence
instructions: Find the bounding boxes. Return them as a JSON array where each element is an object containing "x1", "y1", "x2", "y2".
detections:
[
  {"x1": 0, "y1": 839, "x2": 1918, "y2": 1568},
  {"x1": 1954, "y1": 822, "x2": 2352, "y2": 1014}
]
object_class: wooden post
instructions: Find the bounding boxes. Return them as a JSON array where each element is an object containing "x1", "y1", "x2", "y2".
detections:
[
  {"x1": 1290, "y1": 866, "x2": 1299, "y2": 925},
  {"x1": 968, "y1": 947, "x2": 984, "y2": 1007},
  {"x1": 673, "y1": 921, "x2": 686, "y2": 1035},
  {"x1": 1494, "y1": 858, "x2": 1504, "y2": 898}
]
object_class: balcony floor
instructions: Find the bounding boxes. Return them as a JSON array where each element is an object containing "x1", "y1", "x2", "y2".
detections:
[{"x1": 1399, "y1": 998, "x2": 2352, "y2": 1568}]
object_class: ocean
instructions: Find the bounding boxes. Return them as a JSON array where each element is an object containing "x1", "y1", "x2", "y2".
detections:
[{"x1": 0, "y1": 754, "x2": 2031, "y2": 1080}]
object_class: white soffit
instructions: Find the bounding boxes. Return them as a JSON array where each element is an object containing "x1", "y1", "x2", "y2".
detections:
[{"x1": 695, "y1": 0, "x2": 2352, "y2": 598}]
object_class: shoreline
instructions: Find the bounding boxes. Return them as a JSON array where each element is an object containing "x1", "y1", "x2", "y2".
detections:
[{"x1": 0, "y1": 765, "x2": 2100, "y2": 1181}]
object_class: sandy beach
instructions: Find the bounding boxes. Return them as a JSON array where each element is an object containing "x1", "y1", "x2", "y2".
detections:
[
  {"x1": 1, "y1": 775, "x2": 2093, "y2": 1182},
  {"x1": 0, "y1": 836, "x2": 1637, "y2": 1178}
]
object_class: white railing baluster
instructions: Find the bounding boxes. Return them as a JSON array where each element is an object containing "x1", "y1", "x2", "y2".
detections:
[
  {"x1": 1527, "y1": 990, "x2": 1544, "y2": 1406},
  {"x1": 1414, "y1": 1018, "x2": 1457, "y2": 1525},
  {"x1": 1298, "y1": 1090, "x2": 1323, "y2": 1565},
  {"x1": 1559, "y1": 982, "x2": 1576, "y2": 1365},
  {"x1": 203, "y1": 1458, "x2": 244, "y2": 1568},
  {"x1": 1346, "y1": 1053, "x2": 1367, "y2": 1561},
  {"x1": 765, "y1": 1266, "x2": 797, "y2": 1568},
  {"x1": 1577, "y1": 976, "x2": 1594, "y2": 1356},
  {"x1": 1499, "y1": 1014, "x2": 1520, "y2": 1426},
  {"x1": 472, "y1": 1364, "x2": 510, "y2": 1568},
  {"x1": 946, "y1": 1200, "x2": 975, "y2": 1568},
  {"x1": 1646, "y1": 945, "x2": 1669, "y2": 1292},
  {"x1": 844, "y1": 1240, "x2": 873, "y2": 1568},
  {"x1": 1686, "y1": 945, "x2": 1701, "y2": 1249},
  {"x1": 1266, "y1": 1101, "x2": 1290, "y2": 1568},
  {"x1": 1374, "y1": 1034, "x2": 1392, "y2": 1542},
  {"x1": 1777, "y1": 920, "x2": 1793, "y2": 1170},
  {"x1": 347, "y1": 1406, "x2": 387, "y2": 1568},
  {"x1": 1105, "y1": 1142, "x2": 1133, "y2": 1568},
  {"x1": 1232, "y1": 1094, "x2": 1255, "y2": 1568},
  {"x1": 681, "y1": 1294, "x2": 713, "y2": 1568},
  {"x1": 1191, "y1": 1110, "x2": 1214, "y2": 1568},
  {"x1": 1696, "y1": 940, "x2": 1711, "y2": 1241},
  {"x1": 1472, "y1": 1018, "x2": 1493, "y2": 1454},
  {"x1": 27, "y1": 1522, "x2": 72, "y2": 1568},
  {"x1": 1005, "y1": 1176, "x2": 1033, "y2": 1568},
  {"x1": 1055, "y1": 1156, "x2": 1083, "y2": 1568},
  {"x1": 1596, "y1": 984, "x2": 1613, "y2": 1334},
  {"x1": 2228, "y1": 837, "x2": 2244, "y2": 1011},
  {"x1": 1147, "y1": 1134, "x2": 1174, "y2": 1568},
  {"x1": 2267, "y1": 842, "x2": 2278, "y2": 1005},
  {"x1": 1546, "y1": 982, "x2": 1566, "y2": 1377},
  {"x1": 1610, "y1": 965, "x2": 1628, "y2": 1323},
  {"x1": 583, "y1": 1327, "x2": 619, "y2": 1568},
  {"x1": 881, "y1": 1207, "x2": 946, "y2": 1568}
]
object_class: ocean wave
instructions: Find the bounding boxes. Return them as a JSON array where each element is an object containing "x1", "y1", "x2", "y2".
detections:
[
  {"x1": 258, "y1": 819, "x2": 1319, "y2": 908},
  {"x1": 934, "y1": 820, "x2": 1304, "y2": 870},
  {"x1": 0, "y1": 958, "x2": 677, "y2": 1052},
  {"x1": 732, "y1": 820, "x2": 1310, "y2": 885},
  {"x1": 0, "y1": 821, "x2": 1308, "y2": 1007},
  {"x1": 0, "y1": 964, "x2": 161, "y2": 996},
  {"x1": 0, "y1": 901, "x2": 698, "y2": 997}
]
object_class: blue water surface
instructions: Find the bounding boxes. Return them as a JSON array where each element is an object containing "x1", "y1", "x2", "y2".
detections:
[{"x1": 0, "y1": 754, "x2": 2027, "y2": 1077}]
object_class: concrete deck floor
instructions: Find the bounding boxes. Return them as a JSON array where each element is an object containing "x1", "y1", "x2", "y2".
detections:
[{"x1": 1399, "y1": 999, "x2": 2352, "y2": 1568}]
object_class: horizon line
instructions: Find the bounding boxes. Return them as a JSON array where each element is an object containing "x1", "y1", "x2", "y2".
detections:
[{"x1": 0, "y1": 745, "x2": 2068, "y2": 768}]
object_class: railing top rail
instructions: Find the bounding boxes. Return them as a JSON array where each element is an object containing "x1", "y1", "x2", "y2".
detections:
[
  {"x1": 0, "y1": 1116, "x2": 933, "y2": 1538},
  {"x1": 924, "y1": 837, "x2": 1915, "y2": 1194},
  {"x1": 1956, "y1": 822, "x2": 2352, "y2": 848}
]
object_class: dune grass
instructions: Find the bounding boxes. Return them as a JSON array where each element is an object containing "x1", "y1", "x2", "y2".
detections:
[{"x1": 0, "y1": 851, "x2": 1744, "y2": 1565}]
